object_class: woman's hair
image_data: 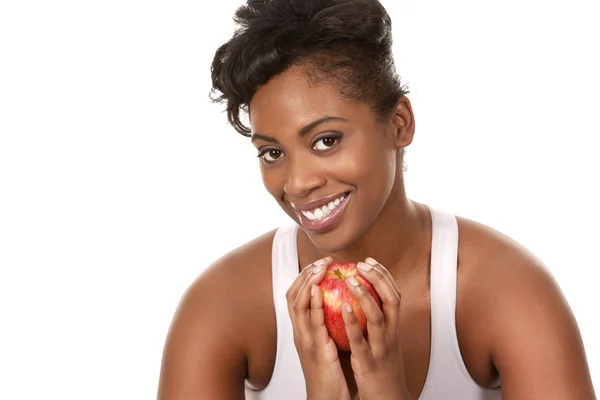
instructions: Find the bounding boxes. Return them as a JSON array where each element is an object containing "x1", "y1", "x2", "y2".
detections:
[{"x1": 209, "y1": 0, "x2": 409, "y2": 136}]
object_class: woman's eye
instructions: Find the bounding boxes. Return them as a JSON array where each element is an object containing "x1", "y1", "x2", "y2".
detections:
[
  {"x1": 313, "y1": 136, "x2": 339, "y2": 151},
  {"x1": 259, "y1": 149, "x2": 284, "y2": 163}
]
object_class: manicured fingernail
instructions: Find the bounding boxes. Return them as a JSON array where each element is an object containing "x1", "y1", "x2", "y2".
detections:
[
  {"x1": 347, "y1": 276, "x2": 360, "y2": 287},
  {"x1": 311, "y1": 285, "x2": 316, "y2": 296},
  {"x1": 343, "y1": 302, "x2": 353, "y2": 313},
  {"x1": 313, "y1": 257, "x2": 330, "y2": 273},
  {"x1": 358, "y1": 262, "x2": 372, "y2": 272},
  {"x1": 365, "y1": 257, "x2": 378, "y2": 266}
]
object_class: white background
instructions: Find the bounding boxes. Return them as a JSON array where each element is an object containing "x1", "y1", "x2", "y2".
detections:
[{"x1": 1, "y1": 0, "x2": 598, "y2": 398}]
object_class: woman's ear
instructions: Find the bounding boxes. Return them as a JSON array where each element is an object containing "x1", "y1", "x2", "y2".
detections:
[{"x1": 391, "y1": 96, "x2": 415, "y2": 149}]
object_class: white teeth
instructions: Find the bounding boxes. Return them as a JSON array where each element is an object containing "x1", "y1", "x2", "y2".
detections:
[
  {"x1": 314, "y1": 208, "x2": 323, "y2": 219},
  {"x1": 300, "y1": 193, "x2": 347, "y2": 221}
]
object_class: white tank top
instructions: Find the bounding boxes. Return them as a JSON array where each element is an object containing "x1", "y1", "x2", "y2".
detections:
[{"x1": 246, "y1": 206, "x2": 502, "y2": 399}]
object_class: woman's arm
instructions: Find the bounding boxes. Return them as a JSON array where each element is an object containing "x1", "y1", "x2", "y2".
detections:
[
  {"x1": 490, "y1": 256, "x2": 595, "y2": 399},
  {"x1": 157, "y1": 263, "x2": 248, "y2": 400},
  {"x1": 469, "y1": 244, "x2": 596, "y2": 399}
]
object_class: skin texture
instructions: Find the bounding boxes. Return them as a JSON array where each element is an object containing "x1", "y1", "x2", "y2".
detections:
[{"x1": 157, "y1": 66, "x2": 596, "y2": 399}]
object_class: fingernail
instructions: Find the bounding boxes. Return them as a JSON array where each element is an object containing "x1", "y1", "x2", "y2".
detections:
[
  {"x1": 312, "y1": 258, "x2": 328, "y2": 274},
  {"x1": 365, "y1": 257, "x2": 378, "y2": 266},
  {"x1": 358, "y1": 262, "x2": 372, "y2": 272},
  {"x1": 347, "y1": 276, "x2": 360, "y2": 287},
  {"x1": 343, "y1": 302, "x2": 353, "y2": 313},
  {"x1": 311, "y1": 285, "x2": 316, "y2": 296}
]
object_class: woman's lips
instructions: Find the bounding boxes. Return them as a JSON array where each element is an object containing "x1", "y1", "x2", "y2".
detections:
[{"x1": 296, "y1": 192, "x2": 351, "y2": 233}]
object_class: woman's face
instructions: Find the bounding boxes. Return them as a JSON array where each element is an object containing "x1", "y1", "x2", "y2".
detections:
[{"x1": 249, "y1": 66, "x2": 412, "y2": 252}]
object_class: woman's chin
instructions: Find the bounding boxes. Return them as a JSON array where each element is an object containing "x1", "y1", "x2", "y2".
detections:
[{"x1": 300, "y1": 224, "x2": 357, "y2": 254}]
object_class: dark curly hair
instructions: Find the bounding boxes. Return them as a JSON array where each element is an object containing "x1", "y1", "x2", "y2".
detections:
[{"x1": 209, "y1": 0, "x2": 409, "y2": 137}]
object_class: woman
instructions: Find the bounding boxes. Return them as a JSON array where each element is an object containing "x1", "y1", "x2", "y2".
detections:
[{"x1": 157, "y1": 0, "x2": 596, "y2": 399}]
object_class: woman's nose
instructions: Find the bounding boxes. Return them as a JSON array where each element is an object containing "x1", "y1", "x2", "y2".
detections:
[{"x1": 283, "y1": 159, "x2": 326, "y2": 198}]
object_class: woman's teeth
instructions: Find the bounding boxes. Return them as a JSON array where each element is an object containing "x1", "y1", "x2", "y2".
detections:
[{"x1": 300, "y1": 194, "x2": 346, "y2": 221}]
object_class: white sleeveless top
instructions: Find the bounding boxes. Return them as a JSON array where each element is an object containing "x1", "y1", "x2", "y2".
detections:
[{"x1": 245, "y1": 206, "x2": 502, "y2": 399}]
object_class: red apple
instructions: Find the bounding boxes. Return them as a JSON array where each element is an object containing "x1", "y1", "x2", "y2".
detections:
[{"x1": 317, "y1": 262, "x2": 382, "y2": 351}]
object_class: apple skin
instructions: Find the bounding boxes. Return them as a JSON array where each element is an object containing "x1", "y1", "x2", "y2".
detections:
[{"x1": 317, "y1": 262, "x2": 382, "y2": 351}]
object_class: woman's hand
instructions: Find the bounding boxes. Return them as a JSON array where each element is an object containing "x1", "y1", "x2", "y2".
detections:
[
  {"x1": 342, "y1": 258, "x2": 412, "y2": 400},
  {"x1": 286, "y1": 256, "x2": 351, "y2": 400}
]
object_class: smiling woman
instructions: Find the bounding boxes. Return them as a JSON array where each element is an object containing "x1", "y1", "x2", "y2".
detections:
[
  {"x1": 248, "y1": 67, "x2": 413, "y2": 252},
  {"x1": 157, "y1": 0, "x2": 597, "y2": 399}
]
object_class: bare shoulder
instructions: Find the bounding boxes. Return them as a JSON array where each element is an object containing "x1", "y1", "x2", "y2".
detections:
[
  {"x1": 157, "y1": 229, "x2": 278, "y2": 399},
  {"x1": 191, "y1": 228, "x2": 278, "y2": 300},
  {"x1": 455, "y1": 215, "x2": 568, "y2": 312},
  {"x1": 456, "y1": 216, "x2": 553, "y2": 286},
  {"x1": 455, "y1": 216, "x2": 595, "y2": 398},
  {"x1": 177, "y1": 227, "x2": 278, "y2": 333}
]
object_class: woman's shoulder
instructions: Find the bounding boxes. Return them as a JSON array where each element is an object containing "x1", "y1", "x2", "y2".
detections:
[
  {"x1": 204, "y1": 228, "x2": 279, "y2": 278},
  {"x1": 158, "y1": 229, "x2": 283, "y2": 397},
  {"x1": 160, "y1": 228, "x2": 281, "y2": 371},
  {"x1": 455, "y1": 215, "x2": 549, "y2": 281},
  {"x1": 454, "y1": 214, "x2": 559, "y2": 306},
  {"x1": 168, "y1": 227, "x2": 280, "y2": 348},
  {"x1": 185, "y1": 227, "x2": 280, "y2": 312},
  {"x1": 454, "y1": 215, "x2": 587, "y2": 385}
]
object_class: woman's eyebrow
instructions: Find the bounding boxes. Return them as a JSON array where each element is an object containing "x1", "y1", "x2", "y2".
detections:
[{"x1": 251, "y1": 116, "x2": 349, "y2": 143}]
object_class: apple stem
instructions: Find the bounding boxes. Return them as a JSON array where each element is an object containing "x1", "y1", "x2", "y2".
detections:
[{"x1": 334, "y1": 269, "x2": 344, "y2": 279}]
